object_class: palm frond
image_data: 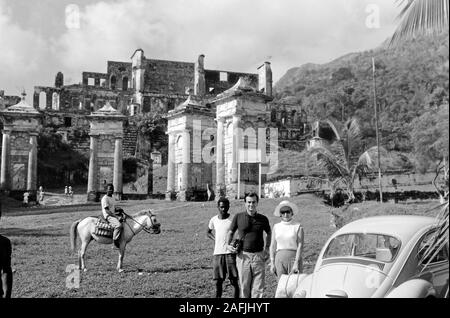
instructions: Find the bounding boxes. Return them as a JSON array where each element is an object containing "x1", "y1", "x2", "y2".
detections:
[
  {"x1": 419, "y1": 201, "x2": 449, "y2": 271},
  {"x1": 389, "y1": 0, "x2": 449, "y2": 46},
  {"x1": 308, "y1": 146, "x2": 349, "y2": 180}
]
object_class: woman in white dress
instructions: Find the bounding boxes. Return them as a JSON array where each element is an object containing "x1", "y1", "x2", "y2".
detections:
[{"x1": 269, "y1": 200, "x2": 304, "y2": 279}]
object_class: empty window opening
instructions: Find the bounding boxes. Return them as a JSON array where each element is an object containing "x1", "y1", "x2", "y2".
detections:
[
  {"x1": 220, "y1": 72, "x2": 228, "y2": 82},
  {"x1": 39, "y1": 92, "x2": 47, "y2": 110},
  {"x1": 110, "y1": 76, "x2": 117, "y2": 90},
  {"x1": 88, "y1": 78, "x2": 95, "y2": 86},
  {"x1": 64, "y1": 117, "x2": 72, "y2": 127},
  {"x1": 122, "y1": 77, "x2": 129, "y2": 91}
]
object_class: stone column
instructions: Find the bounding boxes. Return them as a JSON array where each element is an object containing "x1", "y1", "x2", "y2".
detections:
[
  {"x1": 166, "y1": 133, "x2": 176, "y2": 200},
  {"x1": 215, "y1": 118, "x2": 225, "y2": 198},
  {"x1": 87, "y1": 135, "x2": 98, "y2": 201},
  {"x1": 0, "y1": 131, "x2": 10, "y2": 191},
  {"x1": 27, "y1": 133, "x2": 38, "y2": 193},
  {"x1": 230, "y1": 115, "x2": 241, "y2": 198},
  {"x1": 113, "y1": 136, "x2": 123, "y2": 199},
  {"x1": 179, "y1": 130, "x2": 191, "y2": 201}
]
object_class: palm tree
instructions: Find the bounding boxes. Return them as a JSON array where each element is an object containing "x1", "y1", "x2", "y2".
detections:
[
  {"x1": 390, "y1": 0, "x2": 449, "y2": 296},
  {"x1": 389, "y1": 0, "x2": 449, "y2": 46},
  {"x1": 307, "y1": 118, "x2": 384, "y2": 203}
]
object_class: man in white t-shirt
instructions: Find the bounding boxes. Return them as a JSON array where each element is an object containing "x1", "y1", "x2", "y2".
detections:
[
  {"x1": 207, "y1": 197, "x2": 239, "y2": 298},
  {"x1": 101, "y1": 184, "x2": 123, "y2": 248}
]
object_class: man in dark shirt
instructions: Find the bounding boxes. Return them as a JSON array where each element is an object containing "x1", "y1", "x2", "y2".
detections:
[
  {"x1": 227, "y1": 192, "x2": 271, "y2": 298},
  {"x1": 0, "y1": 200, "x2": 13, "y2": 298}
]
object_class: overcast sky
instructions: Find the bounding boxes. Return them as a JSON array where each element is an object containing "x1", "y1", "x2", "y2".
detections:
[{"x1": 0, "y1": 0, "x2": 402, "y2": 97}]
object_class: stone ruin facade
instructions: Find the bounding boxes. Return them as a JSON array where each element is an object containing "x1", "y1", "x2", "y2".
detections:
[
  {"x1": 1, "y1": 49, "x2": 311, "y2": 199},
  {"x1": 0, "y1": 93, "x2": 41, "y2": 200}
]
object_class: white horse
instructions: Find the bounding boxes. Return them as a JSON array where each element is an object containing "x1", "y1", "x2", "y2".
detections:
[{"x1": 70, "y1": 210, "x2": 161, "y2": 272}]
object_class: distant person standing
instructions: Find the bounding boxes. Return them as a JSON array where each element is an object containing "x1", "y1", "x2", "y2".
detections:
[
  {"x1": 68, "y1": 186, "x2": 73, "y2": 198},
  {"x1": 269, "y1": 200, "x2": 304, "y2": 279},
  {"x1": 207, "y1": 197, "x2": 239, "y2": 298},
  {"x1": 227, "y1": 192, "x2": 271, "y2": 298},
  {"x1": 0, "y1": 200, "x2": 13, "y2": 298},
  {"x1": 38, "y1": 186, "x2": 45, "y2": 204},
  {"x1": 64, "y1": 186, "x2": 69, "y2": 196},
  {"x1": 23, "y1": 192, "x2": 29, "y2": 207}
]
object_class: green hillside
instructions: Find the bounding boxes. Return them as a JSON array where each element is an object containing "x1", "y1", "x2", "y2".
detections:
[{"x1": 274, "y1": 32, "x2": 449, "y2": 172}]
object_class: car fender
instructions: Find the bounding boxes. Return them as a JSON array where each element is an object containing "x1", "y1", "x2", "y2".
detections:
[
  {"x1": 275, "y1": 273, "x2": 309, "y2": 298},
  {"x1": 386, "y1": 279, "x2": 436, "y2": 298}
]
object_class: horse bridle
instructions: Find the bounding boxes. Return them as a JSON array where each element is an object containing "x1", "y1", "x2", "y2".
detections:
[{"x1": 122, "y1": 211, "x2": 159, "y2": 235}]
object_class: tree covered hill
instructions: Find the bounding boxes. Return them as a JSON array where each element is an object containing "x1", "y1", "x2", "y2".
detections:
[{"x1": 274, "y1": 32, "x2": 449, "y2": 171}]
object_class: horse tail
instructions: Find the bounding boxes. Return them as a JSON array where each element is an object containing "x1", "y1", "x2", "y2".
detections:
[{"x1": 70, "y1": 219, "x2": 81, "y2": 252}]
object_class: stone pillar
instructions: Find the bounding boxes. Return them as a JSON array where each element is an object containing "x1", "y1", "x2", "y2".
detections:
[
  {"x1": 230, "y1": 115, "x2": 241, "y2": 199},
  {"x1": 166, "y1": 133, "x2": 176, "y2": 200},
  {"x1": 0, "y1": 131, "x2": 10, "y2": 191},
  {"x1": 179, "y1": 130, "x2": 191, "y2": 201},
  {"x1": 87, "y1": 135, "x2": 98, "y2": 201},
  {"x1": 27, "y1": 133, "x2": 38, "y2": 193},
  {"x1": 113, "y1": 136, "x2": 123, "y2": 199},
  {"x1": 194, "y1": 54, "x2": 206, "y2": 96},
  {"x1": 215, "y1": 118, "x2": 225, "y2": 198}
]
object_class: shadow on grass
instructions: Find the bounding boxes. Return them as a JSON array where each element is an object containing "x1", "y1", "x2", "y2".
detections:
[{"x1": 1, "y1": 227, "x2": 66, "y2": 237}]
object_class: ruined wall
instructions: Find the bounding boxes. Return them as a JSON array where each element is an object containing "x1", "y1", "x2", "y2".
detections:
[
  {"x1": 0, "y1": 91, "x2": 21, "y2": 110},
  {"x1": 267, "y1": 101, "x2": 310, "y2": 152},
  {"x1": 264, "y1": 171, "x2": 443, "y2": 198},
  {"x1": 143, "y1": 59, "x2": 195, "y2": 94},
  {"x1": 141, "y1": 93, "x2": 187, "y2": 113},
  {"x1": 107, "y1": 61, "x2": 132, "y2": 91},
  {"x1": 82, "y1": 72, "x2": 108, "y2": 87},
  {"x1": 205, "y1": 70, "x2": 258, "y2": 95}
]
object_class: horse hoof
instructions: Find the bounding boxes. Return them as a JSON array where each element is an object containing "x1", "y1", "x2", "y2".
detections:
[
  {"x1": 118, "y1": 269, "x2": 124, "y2": 273},
  {"x1": 83, "y1": 268, "x2": 88, "y2": 272}
]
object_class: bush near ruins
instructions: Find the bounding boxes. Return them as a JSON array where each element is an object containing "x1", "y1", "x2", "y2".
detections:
[{"x1": 37, "y1": 128, "x2": 88, "y2": 187}]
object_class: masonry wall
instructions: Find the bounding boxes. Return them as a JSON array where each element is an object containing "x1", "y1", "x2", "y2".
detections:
[
  {"x1": 144, "y1": 59, "x2": 195, "y2": 94},
  {"x1": 264, "y1": 171, "x2": 444, "y2": 198}
]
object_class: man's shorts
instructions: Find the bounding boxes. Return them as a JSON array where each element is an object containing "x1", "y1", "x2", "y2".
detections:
[{"x1": 213, "y1": 253, "x2": 238, "y2": 281}]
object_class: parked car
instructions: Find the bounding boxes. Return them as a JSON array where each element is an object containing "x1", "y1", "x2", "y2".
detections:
[{"x1": 276, "y1": 215, "x2": 449, "y2": 298}]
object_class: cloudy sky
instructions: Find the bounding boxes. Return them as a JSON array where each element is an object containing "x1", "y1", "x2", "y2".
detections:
[{"x1": 0, "y1": 0, "x2": 402, "y2": 97}]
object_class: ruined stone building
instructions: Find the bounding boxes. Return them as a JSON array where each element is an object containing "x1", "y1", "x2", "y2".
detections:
[{"x1": 1, "y1": 49, "x2": 311, "y2": 198}]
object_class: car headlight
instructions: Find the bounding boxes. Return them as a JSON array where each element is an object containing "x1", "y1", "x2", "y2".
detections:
[{"x1": 293, "y1": 290, "x2": 307, "y2": 298}]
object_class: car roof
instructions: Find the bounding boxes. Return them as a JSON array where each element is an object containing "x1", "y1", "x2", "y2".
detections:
[{"x1": 334, "y1": 215, "x2": 437, "y2": 242}]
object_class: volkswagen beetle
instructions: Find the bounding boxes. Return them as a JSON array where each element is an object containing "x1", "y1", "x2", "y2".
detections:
[{"x1": 276, "y1": 215, "x2": 449, "y2": 298}]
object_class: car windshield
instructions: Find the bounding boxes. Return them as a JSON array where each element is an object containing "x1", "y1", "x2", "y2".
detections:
[{"x1": 323, "y1": 233, "x2": 401, "y2": 263}]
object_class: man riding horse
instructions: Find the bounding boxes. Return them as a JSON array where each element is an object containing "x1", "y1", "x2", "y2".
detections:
[{"x1": 102, "y1": 184, "x2": 123, "y2": 248}]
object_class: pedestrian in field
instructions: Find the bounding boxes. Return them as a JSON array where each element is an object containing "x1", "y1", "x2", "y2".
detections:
[
  {"x1": 269, "y1": 200, "x2": 304, "y2": 279},
  {"x1": 22, "y1": 192, "x2": 29, "y2": 207},
  {"x1": 102, "y1": 184, "x2": 123, "y2": 248},
  {"x1": 227, "y1": 192, "x2": 271, "y2": 298},
  {"x1": 38, "y1": 186, "x2": 44, "y2": 203},
  {"x1": 0, "y1": 200, "x2": 13, "y2": 298},
  {"x1": 68, "y1": 186, "x2": 73, "y2": 198},
  {"x1": 207, "y1": 197, "x2": 239, "y2": 298},
  {"x1": 64, "y1": 186, "x2": 69, "y2": 196}
]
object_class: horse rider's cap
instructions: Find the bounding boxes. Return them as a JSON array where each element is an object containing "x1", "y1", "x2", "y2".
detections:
[{"x1": 274, "y1": 200, "x2": 299, "y2": 217}]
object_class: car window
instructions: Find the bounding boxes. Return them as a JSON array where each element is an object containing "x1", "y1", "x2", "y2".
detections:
[
  {"x1": 418, "y1": 230, "x2": 449, "y2": 265},
  {"x1": 324, "y1": 233, "x2": 401, "y2": 262}
]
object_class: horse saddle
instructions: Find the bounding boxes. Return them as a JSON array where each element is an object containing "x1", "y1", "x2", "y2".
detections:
[{"x1": 93, "y1": 217, "x2": 114, "y2": 238}]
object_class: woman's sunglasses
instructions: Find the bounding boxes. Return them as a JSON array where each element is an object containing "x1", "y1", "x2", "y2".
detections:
[{"x1": 280, "y1": 210, "x2": 292, "y2": 215}]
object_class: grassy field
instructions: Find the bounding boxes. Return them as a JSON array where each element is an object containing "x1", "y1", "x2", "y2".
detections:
[{"x1": 0, "y1": 194, "x2": 442, "y2": 298}]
